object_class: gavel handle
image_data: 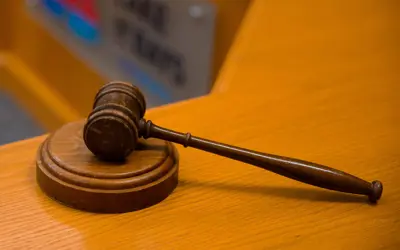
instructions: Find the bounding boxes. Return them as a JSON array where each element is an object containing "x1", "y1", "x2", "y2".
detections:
[{"x1": 139, "y1": 119, "x2": 383, "y2": 202}]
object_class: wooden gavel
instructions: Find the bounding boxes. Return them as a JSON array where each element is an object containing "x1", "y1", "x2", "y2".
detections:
[{"x1": 83, "y1": 81, "x2": 383, "y2": 203}]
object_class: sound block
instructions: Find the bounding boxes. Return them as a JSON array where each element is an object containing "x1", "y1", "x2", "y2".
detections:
[{"x1": 36, "y1": 120, "x2": 179, "y2": 213}]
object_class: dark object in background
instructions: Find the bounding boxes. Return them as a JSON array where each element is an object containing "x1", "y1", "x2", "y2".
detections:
[{"x1": 0, "y1": 91, "x2": 43, "y2": 145}]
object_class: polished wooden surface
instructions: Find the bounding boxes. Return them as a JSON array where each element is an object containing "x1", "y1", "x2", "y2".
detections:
[
  {"x1": 1, "y1": 0, "x2": 400, "y2": 249},
  {"x1": 84, "y1": 81, "x2": 147, "y2": 161},
  {"x1": 37, "y1": 120, "x2": 179, "y2": 213},
  {"x1": 139, "y1": 118, "x2": 382, "y2": 202}
]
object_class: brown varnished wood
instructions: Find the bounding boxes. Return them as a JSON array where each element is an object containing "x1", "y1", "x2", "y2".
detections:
[
  {"x1": 84, "y1": 81, "x2": 146, "y2": 161},
  {"x1": 36, "y1": 120, "x2": 179, "y2": 213},
  {"x1": 83, "y1": 82, "x2": 383, "y2": 203},
  {"x1": 140, "y1": 120, "x2": 382, "y2": 202},
  {"x1": 1, "y1": 1, "x2": 398, "y2": 248}
]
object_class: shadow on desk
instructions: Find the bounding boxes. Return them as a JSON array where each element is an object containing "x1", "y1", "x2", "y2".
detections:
[{"x1": 179, "y1": 179, "x2": 368, "y2": 204}]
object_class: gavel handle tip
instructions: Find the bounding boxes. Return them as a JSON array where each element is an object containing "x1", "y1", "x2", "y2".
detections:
[{"x1": 369, "y1": 180, "x2": 383, "y2": 203}]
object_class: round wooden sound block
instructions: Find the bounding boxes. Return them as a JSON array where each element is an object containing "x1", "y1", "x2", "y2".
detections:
[{"x1": 36, "y1": 120, "x2": 179, "y2": 213}]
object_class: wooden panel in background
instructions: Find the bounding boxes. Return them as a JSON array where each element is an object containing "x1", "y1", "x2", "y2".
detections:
[
  {"x1": 0, "y1": 52, "x2": 80, "y2": 131},
  {"x1": 0, "y1": 1, "x2": 11, "y2": 49},
  {"x1": 9, "y1": 0, "x2": 104, "y2": 116},
  {"x1": 0, "y1": 0, "x2": 249, "y2": 130},
  {"x1": 210, "y1": 0, "x2": 249, "y2": 85}
]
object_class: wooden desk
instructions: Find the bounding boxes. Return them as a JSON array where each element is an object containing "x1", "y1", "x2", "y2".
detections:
[{"x1": 1, "y1": 1, "x2": 399, "y2": 249}]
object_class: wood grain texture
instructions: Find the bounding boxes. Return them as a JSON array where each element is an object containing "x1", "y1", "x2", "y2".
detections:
[
  {"x1": 36, "y1": 120, "x2": 179, "y2": 213},
  {"x1": 1, "y1": 0, "x2": 400, "y2": 249}
]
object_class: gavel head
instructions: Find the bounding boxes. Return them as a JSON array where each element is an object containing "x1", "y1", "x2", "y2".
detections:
[{"x1": 83, "y1": 81, "x2": 146, "y2": 161}]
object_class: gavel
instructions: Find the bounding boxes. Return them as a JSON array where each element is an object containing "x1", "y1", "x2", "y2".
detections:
[{"x1": 83, "y1": 81, "x2": 383, "y2": 203}]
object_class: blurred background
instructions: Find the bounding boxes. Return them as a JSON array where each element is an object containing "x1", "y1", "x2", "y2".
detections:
[{"x1": 0, "y1": 0, "x2": 249, "y2": 144}]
